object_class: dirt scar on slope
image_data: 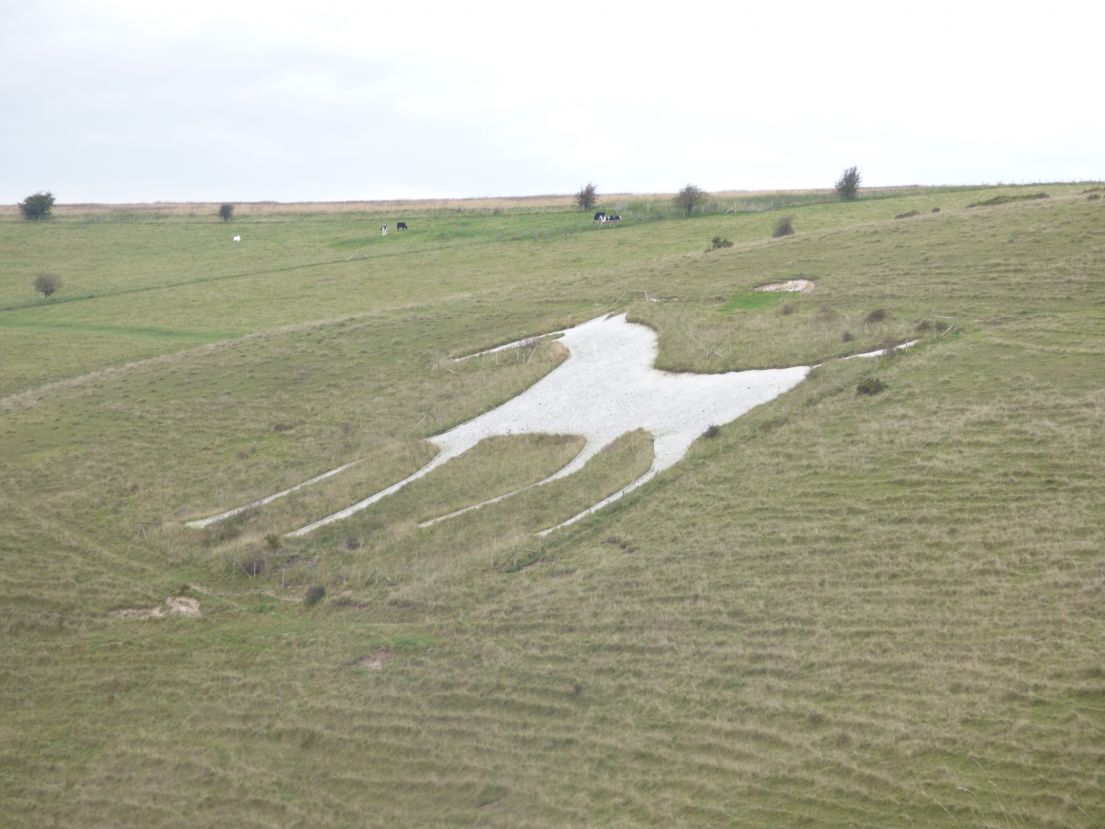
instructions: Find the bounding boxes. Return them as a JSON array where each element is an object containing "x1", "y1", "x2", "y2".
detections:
[{"x1": 186, "y1": 313, "x2": 915, "y2": 537}]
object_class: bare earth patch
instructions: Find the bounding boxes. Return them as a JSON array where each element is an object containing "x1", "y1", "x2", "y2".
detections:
[
  {"x1": 351, "y1": 649, "x2": 395, "y2": 671},
  {"x1": 113, "y1": 596, "x2": 202, "y2": 620},
  {"x1": 755, "y1": 279, "x2": 815, "y2": 293}
]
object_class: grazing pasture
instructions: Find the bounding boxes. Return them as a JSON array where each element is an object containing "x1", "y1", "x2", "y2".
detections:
[{"x1": 1, "y1": 183, "x2": 1104, "y2": 826}]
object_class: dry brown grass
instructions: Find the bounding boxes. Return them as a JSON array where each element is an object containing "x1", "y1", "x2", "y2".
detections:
[{"x1": 0, "y1": 185, "x2": 942, "y2": 219}]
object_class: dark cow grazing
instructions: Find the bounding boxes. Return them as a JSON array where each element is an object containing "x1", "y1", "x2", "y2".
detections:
[
  {"x1": 593, "y1": 211, "x2": 606, "y2": 223},
  {"x1": 608, "y1": 214, "x2": 621, "y2": 222},
  {"x1": 380, "y1": 224, "x2": 388, "y2": 236},
  {"x1": 397, "y1": 221, "x2": 408, "y2": 230}
]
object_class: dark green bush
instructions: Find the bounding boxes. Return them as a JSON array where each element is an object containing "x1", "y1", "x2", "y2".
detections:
[
  {"x1": 304, "y1": 585, "x2": 326, "y2": 607},
  {"x1": 18, "y1": 191, "x2": 55, "y2": 220},
  {"x1": 772, "y1": 216, "x2": 795, "y2": 237},
  {"x1": 575, "y1": 183, "x2": 598, "y2": 211},
  {"x1": 835, "y1": 167, "x2": 861, "y2": 200},
  {"x1": 33, "y1": 272, "x2": 61, "y2": 298},
  {"x1": 856, "y1": 377, "x2": 886, "y2": 396},
  {"x1": 674, "y1": 184, "x2": 707, "y2": 214},
  {"x1": 865, "y1": 308, "x2": 889, "y2": 324}
]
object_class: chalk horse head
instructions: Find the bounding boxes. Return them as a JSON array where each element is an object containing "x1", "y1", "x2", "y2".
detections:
[{"x1": 187, "y1": 314, "x2": 914, "y2": 537}]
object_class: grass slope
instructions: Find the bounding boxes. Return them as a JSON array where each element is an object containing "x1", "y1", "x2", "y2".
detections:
[{"x1": 1, "y1": 184, "x2": 1103, "y2": 826}]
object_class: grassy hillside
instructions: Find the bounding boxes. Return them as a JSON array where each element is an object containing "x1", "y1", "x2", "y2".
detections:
[{"x1": 2, "y1": 183, "x2": 1104, "y2": 826}]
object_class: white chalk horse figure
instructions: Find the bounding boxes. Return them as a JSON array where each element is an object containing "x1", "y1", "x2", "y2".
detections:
[{"x1": 187, "y1": 314, "x2": 912, "y2": 537}]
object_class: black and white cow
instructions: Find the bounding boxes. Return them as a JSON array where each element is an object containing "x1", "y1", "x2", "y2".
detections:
[
  {"x1": 397, "y1": 221, "x2": 408, "y2": 230},
  {"x1": 593, "y1": 211, "x2": 607, "y2": 223},
  {"x1": 380, "y1": 224, "x2": 389, "y2": 236},
  {"x1": 608, "y1": 214, "x2": 621, "y2": 222}
]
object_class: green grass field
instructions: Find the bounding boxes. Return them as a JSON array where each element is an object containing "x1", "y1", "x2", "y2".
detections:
[{"x1": 2, "y1": 183, "x2": 1104, "y2": 826}]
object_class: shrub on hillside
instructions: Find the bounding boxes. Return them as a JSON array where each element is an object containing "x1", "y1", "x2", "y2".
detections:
[
  {"x1": 33, "y1": 272, "x2": 62, "y2": 298},
  {"x1": 894, "y1": 210, "x2": 919, "y2": 220},
  {"x1": 304, "y1": 585, "x2": 326, "y2": 607},
  {"x1": 772, "y1": 216, "x2": 795, "y2": 237},
  {"x1": 708, "y1": 236, "x2": 733, "y2": 250},
  {"x1": 865, "y1": 308, "x2": 889, "y2": 324},
  {"x1": 915, "y1": 317, "x2": 955, "y2": 334},
  {"x1": 835, "y1": 167, "x2": 861, "y2": 201},
  {"x1": 18, "y1": 191, "x2": 55, "y2": 220},
  {"x1": 218, "y1": 203, "x2": 235, "y2": 222},
  {"x1": 202, "y1": 508, "x2": 255, "y2": 547},
  {"x1": 856, "y1": 377, "x2": 886, "y2": 396},
  {"x1": 237, "y1": 552, "x2": 267, "y2": 577}
]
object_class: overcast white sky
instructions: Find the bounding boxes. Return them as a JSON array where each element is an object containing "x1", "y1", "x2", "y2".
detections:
[{"x1": 2, "y1": 0, "x2": 1102, "y2": 203}]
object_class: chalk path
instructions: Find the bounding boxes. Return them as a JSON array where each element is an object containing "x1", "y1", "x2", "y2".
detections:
[{"x1": 186, "y1": 315, "x2": 915, "y2": 537}]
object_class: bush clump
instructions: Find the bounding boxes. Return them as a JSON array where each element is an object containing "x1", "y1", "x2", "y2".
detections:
[
  {"x1": 674, "y1": 184, "x2": 708, "y2": 214},
  {"x1": 575, "y1": 183, "x2": 598, "y2": 211},
  {"x1": 18, "y1": 191, "x2": 55, "y2": 220},
  {"x1": 237, "y1": 552, "x2": 268, "y2": 577},
  {"x1": 33, "y1": 272, "x2": 62, "y2": 298},
  {"x1": 856, "y1": 377, "x2": 886, "y2": 396},
  {"x1": 772, "y1": 216, "x2": 795, "y2": 237},
  {"x1": 304, "y1": 585, "x2": 326, "y2": 607},
  {"x1": 865, "y1": 308, "x2": 889, "y2": 324},
  {"x1": 218, "y1": 203, "x2": 235, "y2": 222},
  {"x1": 915, "y1": 318, "x2": 955, "y2": 333},
  {"x1": 708, "y1": 236, "x2": 733, "y2": 250},
  {"x1": 202, "y1": 507, "x2": 259, "y2": 548},
  {"x1": 835, "y1": 167, "x2": 861, "y2": 200},
  {"x1": 894, "y1": 210, "x2": 919, "y2": 220}
]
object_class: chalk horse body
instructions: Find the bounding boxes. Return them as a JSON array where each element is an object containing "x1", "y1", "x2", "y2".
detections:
[{"x1": 186, "y1": 315, "x2": 916, "y2": 537}]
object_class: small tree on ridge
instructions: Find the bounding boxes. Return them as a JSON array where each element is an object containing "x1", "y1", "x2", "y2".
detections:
[
  {"x1": 674, "y1": 184, "x2": 707, "y2": 214},
  {"x1": 575, "y1": 183, "x2": 598, "y2": 211},
  {"x1": 218, "y1": 203, "x2": 235, "y2": 222},
  {"x1": 18, "y1": 191, "x2": 56, "y2": 221},
  {"x1": 835, "y1": 166, "x2": 862, "y2": 201}
]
